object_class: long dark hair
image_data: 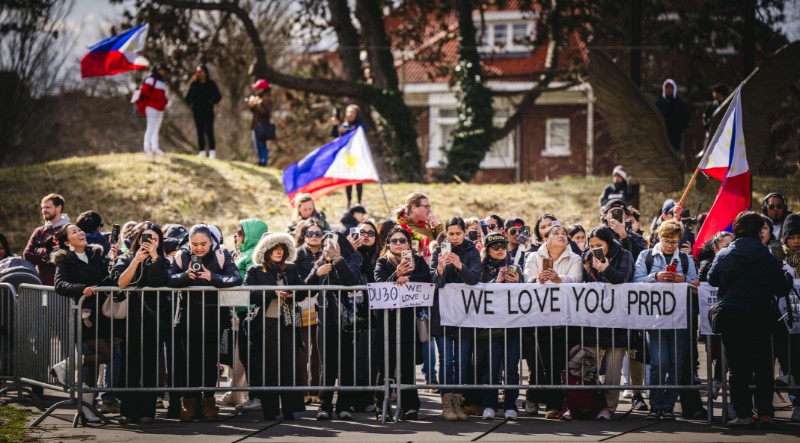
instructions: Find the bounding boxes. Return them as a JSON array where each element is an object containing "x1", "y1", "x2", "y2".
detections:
[
  {"x1": 263, "y1": 244, "x2": 289, "y2": 273},
  {"x1": 54, "y1": 224, "x2": 75, "y2": 249},
  {"x1": 358, "y1": 220, "x2": 382, "y2": 256},
  {"x1": 534, "y1": 213, "x2": 557, "y2": 242},
  {"x1": 129, "y1": 222, "x2": 165, "y2": 258}
]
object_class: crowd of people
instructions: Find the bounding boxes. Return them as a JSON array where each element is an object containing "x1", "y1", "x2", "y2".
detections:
[{"x1": 1, "y1": 178, "x2": 797, "y2": 429}]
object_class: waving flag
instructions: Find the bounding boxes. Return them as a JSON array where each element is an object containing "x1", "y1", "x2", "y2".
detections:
[
  {"x1": 283, "y1": 127, "x2": 379, "y2": 202},
  {"x1": 81, "y1": 24, "x2": 149, "y2": 78},
  {"x1": 693, "y1": 91, "x2": 751, "y2": 257}
]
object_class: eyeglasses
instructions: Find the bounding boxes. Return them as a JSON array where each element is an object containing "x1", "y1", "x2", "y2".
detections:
[
  {"x1": 305, "y1": 231, "x2": 324, "y2": 238},
  {"x1": 488, "y1": 243, "x2": 506, "y2": 251},
  {"x1": 487, "y1": 223, "x2": 498, "y2": 230},
  {"x1": 661, "y1": 239, "x2": 680, "y2": 246},
  {"x1": 768, "y1": 204, "x2": 784, "y2": 210},
  {"x1": 359, "y1": 230, "x2": 376, "y2": 238},
  {"x1": 389, "y1": 238, "x2": 408, "y2": 245}
]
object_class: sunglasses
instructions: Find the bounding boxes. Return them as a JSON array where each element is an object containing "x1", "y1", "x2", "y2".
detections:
[
  {"x1": 359, "y1": 230, "x2": 377, "y2": 238},
  {"x1": 508, "y1": 228, "x2": 521, "y2": 235},
  {"x1": 768, "y1": 204, "x2": 785, "y2": 210},
  {"x1": 488, "y1": 243, "x2": 507, "y2": 251},
  {"x1": 389, "y1": 238, "x2": 408, "y2": 245},
  {"x1": 305, "y1": 231, "x2": 324, "y2": 238},
  {"x1": 487, "y1": 223, "x2": 498, "y2": 230}
]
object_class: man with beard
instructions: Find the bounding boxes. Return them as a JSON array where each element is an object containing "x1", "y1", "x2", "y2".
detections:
[{"x1": 23, "y1": 193, "x2": 70, "y2": 285}]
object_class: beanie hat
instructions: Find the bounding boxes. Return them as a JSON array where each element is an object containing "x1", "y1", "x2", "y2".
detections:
[
  {"x1": 782, "y1": 214, "x2": 800, "y2": 244},
  {"x1": 484, "y1": 232, "x2": 508, "y2": 249},
  {"x1": 612, "y1": 165, "x2": 628, "y2": 182}
]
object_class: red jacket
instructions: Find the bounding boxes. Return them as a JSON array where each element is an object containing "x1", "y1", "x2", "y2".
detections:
[{"x1": 137, "y1": 75, "x2": 168, "y2": 115}]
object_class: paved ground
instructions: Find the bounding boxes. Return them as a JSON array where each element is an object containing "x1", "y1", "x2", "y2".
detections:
[{"x1": 9, "y1": 388, "x2": 800, "y2": 442}]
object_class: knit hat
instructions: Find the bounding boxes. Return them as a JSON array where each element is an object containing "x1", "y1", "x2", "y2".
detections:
[
  {"x1": 484, "y1": 232, "x2": 508, "y2": 249},
  {"x1": 782, "y1": 214, "x2": 800, "y2": 244},
  {"x1": 612, "y1": 165, "x2": 627, "y2": 182}
]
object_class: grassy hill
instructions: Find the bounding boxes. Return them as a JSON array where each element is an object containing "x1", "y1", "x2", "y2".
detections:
[{"x1": 0, "y1": 153, "x2": 797, "y2": 253}]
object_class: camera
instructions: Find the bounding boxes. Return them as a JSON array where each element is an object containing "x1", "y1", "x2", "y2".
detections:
[
  {"x1": 141, "y1": 232, "x2": 152, "y2": 244},
  {"x1": 190, "y1": 255, "x2": 203, "y2": 272},
  {"x1": 591, "y1": 247, "x2": 606, "y2": 262},
  {"x1": 111, "y1": 224, "x2": 121, "y2": 245},
  {"x1": 516, "y1": 227, "x2": 530, "y2": 245},
  {"x1": 467, "y1": 230, "x2": 479, "y2": 241},
  {"x1": 401, "y1": 250, "x2": 414, "y2": 270}
]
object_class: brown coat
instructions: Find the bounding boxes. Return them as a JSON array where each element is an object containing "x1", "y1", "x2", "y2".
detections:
[{"x1": 249, "y1": 92, "x2": 272, "y2": 130}]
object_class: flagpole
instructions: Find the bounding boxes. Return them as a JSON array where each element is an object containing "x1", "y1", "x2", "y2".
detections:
[
  {"x1": 678, "y1": 165, "x2": 702, "y2": 206},
  {"x1": 377, "y1": 180, "x2": 392, "y2": 215}
]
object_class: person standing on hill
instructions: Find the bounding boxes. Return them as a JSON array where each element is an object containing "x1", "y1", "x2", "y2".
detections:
[
  {"x1": 186, "y1": 65, "x2": 222, "y2": 159},
  {"x1": 330, "y1": 104, "x2": 366, "y2": 208},
  {"x1": 248, "y1": 79, "x2": 272, "y2": 167},
  {"x1": 137, "y1": 62, "x2": 169, "y2": 157},
  {"x1": 655, "y1": 79, "x2": 691, "y2": 157},
  {"x1": 23, "y1": 193, "x2": 70, "y2": 285}
]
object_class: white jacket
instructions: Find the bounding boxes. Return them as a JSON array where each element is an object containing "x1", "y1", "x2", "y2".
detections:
[{"x1": 524, "y1": 243, "x2": 583, "y2": 283}]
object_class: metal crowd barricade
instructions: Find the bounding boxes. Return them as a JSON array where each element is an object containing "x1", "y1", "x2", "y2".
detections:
[{"x1": 0, "y1": 283, "x2": 16, "y2": 396}]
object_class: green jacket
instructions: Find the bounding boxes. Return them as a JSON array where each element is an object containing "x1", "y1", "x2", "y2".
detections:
[{"x1": 235, "y1": 218, "x2": 269, "y2": 279}]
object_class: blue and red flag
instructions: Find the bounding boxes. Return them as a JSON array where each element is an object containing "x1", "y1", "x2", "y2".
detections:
[
  {"x1": 80, "y1": 24, "x2": 149, "y2": 79},
  {"x1": 693, "y1": 91, "x2": 751, "y2": 257},
  {"x1": 283, "y1": 127, "x2": 379, "y2": 202}
]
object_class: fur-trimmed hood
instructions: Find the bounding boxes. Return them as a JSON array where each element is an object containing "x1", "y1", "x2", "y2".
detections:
[
  {"x1": 51, "y1": 244, "x2": 104, "y2": 264},
  {"x1": 252, "y1": 232, "x2": 296, "y2": 266}
]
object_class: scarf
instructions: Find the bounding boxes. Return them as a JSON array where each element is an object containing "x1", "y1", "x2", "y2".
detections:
[{"x1": 784, "y1": 245, "x2": 800, "y2": 276}]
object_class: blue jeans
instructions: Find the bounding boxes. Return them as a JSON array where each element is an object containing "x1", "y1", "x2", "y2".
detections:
[
  {"x1": 421, "y1": 340, "x2": 437, "y2": 382},
  {"x1": 482, "y1": 331, "x2": 520, "y2": 411},
  {"x1": 646, "y1": 329, "x2": 688, "y2": 410},
  {"x1": 101, "y1": 344, "x2": 122, "y2": 403},
  {"x1": 435, "y1": 332, "x2": 473, "y2": 395},
  {"x1": 252, "y1": 131, "x2": 268, "y2": 165}
]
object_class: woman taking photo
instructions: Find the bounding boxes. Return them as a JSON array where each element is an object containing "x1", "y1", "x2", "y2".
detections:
[
  {"x1": 524, "y1": 223, "x2": 583, "y2": 419},
  {"x1": 52, "y1": 224, "x2": 114, "y2": 423},
  {"x1": 351, "y1": 220, "x2": 381, "y2": 412},
  {"x1": 293, "y1": 219, "x2": 324, "y2": 403},
  {"x1": 430, "y1": 217, "x2": 481, "y2": 421},
  {"x1": 287, "y1": 193, "x2": 332, "y2": 235},
  {"x1": 708, "y1": 211, "x2": 792, "y2": 428},
  {"x1": 242, "y1": 232, "x2": 307, "y2": 421},
  {"x1": 374, "y1": 226, "x2": 431, "y2": 421},
  {"x1": 477, "y1": 232, "x2": 522, "y2": 421},
  {"x1": 168, "y1": 224, "x2": 242, "y2": 422},
  {"x1": 111, "y1": 222, "x2": 170, "y2": 424},
  {"x1": 579, "y1": 226, "x2": 633, "y2": 420}
]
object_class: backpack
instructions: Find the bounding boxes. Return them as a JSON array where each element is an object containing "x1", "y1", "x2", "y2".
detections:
[
  {"x1": 644, "y1": 248, "x2": 689, "y2": 274},
  {"x1": 561, "y1": 345, "x2": 605, "y2": 419},
  {"x1": 174, "y1": 249, "x2": 226, "y2": 270}
]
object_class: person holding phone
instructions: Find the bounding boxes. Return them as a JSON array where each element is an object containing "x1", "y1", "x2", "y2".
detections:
[
  {"x1": 476, "y1": 232, "x2": 522, "y2": 420},
  {"x1": 465, "y1": 217, "x2": 484, "y2": 252},
  {"x1": 523, "y1": 223, "x2": 583, "y2": 419},
  {"x1": 373, "y1": 226, "x2": 431, "y2": 421},
  {"x1": 111, "y1": 222, "x2": 170, "y2": 424},
  {"x1": 430, "y1": 217, "x2": 481, "y2": 421},
  {"x1": 579, "y1": 226, "x2": 633, "y2": 420},
  {"x1": 167, "y1": 224, "x2": 242, "y2": 422},
  {"x1": 602, "y1": 200, "x2": 647, "y2": 262}
]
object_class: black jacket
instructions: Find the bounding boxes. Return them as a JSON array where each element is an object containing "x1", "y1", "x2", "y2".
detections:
[
  {"x1": 599, "y1": 181, "x2": 634, "y2": 207},
  {"x1": 167, "y1": 248, "x2": 241, "y2": 290},
  {"x1": 708, "y1": 237, "x2": 792, "y2": 321},
  {"x1": 295, "y1": 245, "x2": 322, "y2": 281},
  {"x1": 583, "y1": 242, "x2": 633, "y2": 348},
  {"x1": 53, "y1": 246, "x2": 111, "y2": 300},
  {"x1": 655, "y1": 95, "x2": 691, "y2": 151},
  {"x1": 429, "y1": 239, "x2": 481, "y2": 337},
  {"x1": 185, "y1": 79, "x2": 222, "y2": 115},
  {"x1": 358, "y1": 246, "x2": 380, "y2": 284},
  {"x1": 110, "y1": 253, "x2": 171, "y2": 339},
  {"x1": 374, "y1": 254, "x2": 431, "y2": 344},
  {"x1": 244, "y1": 262, "x2": 307, "y2": 309}
]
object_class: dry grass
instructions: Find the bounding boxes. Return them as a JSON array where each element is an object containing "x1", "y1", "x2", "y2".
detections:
[{"x1": 0, "y1": 153, "x2": 797, "y2": 251}]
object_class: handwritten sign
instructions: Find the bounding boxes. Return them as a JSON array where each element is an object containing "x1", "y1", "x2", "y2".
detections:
[{"x1": 367, "y1": 282, "x2": 435, "y2": 309}]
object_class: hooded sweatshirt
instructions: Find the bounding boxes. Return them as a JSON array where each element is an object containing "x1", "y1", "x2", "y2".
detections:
[
  {"x1": 235, "y1": 219, "x2": 269, "y2": 279},
  {"x1": 654, "y1": 79, "x2": 691, "y2": 152},
  {"x1": 23, "y1": 214, "x2": 71, "y2": 285}
]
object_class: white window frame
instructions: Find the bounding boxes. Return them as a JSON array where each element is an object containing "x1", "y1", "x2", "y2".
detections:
[
  {"x1": 427, "y1": 106, "x2": 515, "y2": 169},
  {"x1": 543, "y1": 118, "x2": 571, "y2": 157},
  {"x1": 478, "y1": 21, "x2": 534, "y2": 53}
]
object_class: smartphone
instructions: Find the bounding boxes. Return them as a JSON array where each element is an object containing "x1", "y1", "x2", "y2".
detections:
[
  {"x1": 411, "y1": 239, "x2": 420, "y2": 252},
  {"x1": 141, "y1": 232, "x2": 152, "y2": 244},
  {"x1": 349, "y1": 227, "x2": 359, "y2": 241},
  {"x1": 111, "y1": 224, "x2": 121, "y2": 245},
  {"x1": 479, "y1": 219, "x2": 489, "y2": 236},
  {"x1": 507, "y1": 264, "x2": 519, "y2": 275},
  {"x1": 467, "y1": 230, "x2": 478, "y2": 241},
  {"x1": 591, "y1": 247, "x2": 606, "y2": 262},
  {"x1": 542, "y1": 257, "x2": 553, "y2": 271},
  {"x1": 333, "y1": 108, "x2": 340, "y2": 119},
  {"x1": 610, "y1": 207, "x2": 624, "y2": 224},
  {"x1": 401, "y1": 250, "x2": 414, "y2": 270},
  {"x1": 440, "y1": 241, "x2": 451, "y2": 255},
  {"x1": 516, "y1": 227, "x2": 531, "y2": 244}
]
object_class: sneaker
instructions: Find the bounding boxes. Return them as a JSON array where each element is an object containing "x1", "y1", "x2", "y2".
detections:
[
  {"x1": 756, "y1": 415, "x2": 774, "y2": 429},
  {"x1": 99, "y1": 400, "x2": 120, "y2": 414},
  {"x1": 316, "y1": 410, "x2": 331, "y2": 420},
  {"x1": 524, "y1": 401, "x2": 539, "y2": 415},
  {"x1": 560, "y1": 410, "x2": 573, "y2": 421},
  {"x1": 49, "y1": 359, "x2": 68, "y2": 386},
  {"x1": 632, "y1": 396, "x2": 648, "y2": 411},
  {"x1": 791, "y1": 406, "x2": 800, "y2": 422},
  {"x1": 140, "y1": 417, "x2": 154, "y2": 424},
  {"x1": 338, "y1": 410, "x2": 352, "y2": 420},
  {"x1": 220, "y1": 391, "x2": 237, "y2": 406},
  {"x1": 235, "y1": 398, "x2": 262, "y2": 412},
  {"x1": 155, "y1": 399, "x2": 165, "y2": 409},
  {"x1": 545, "y1": 409, "x2": 560, "y2": 419},
  {"x1": 775, "y1": 374, "x2": 795, "y2": 387},
  {"x1": 154, "y1": 148, "x2": 165, "y2": 156},
  {"x1": 622, "y1": 389, "x2": 633, "y2": 399},
  {"x1": 197, "y1": 151, "x2": 207, "y2": 158},
  {"x1": 646, "y1": 409, "x2": 662, "y2": 420},
  {"x1": 403, "y1": 409, "x2": 418, "y2": 420},
  {"x1": 727, "y1": 415, "x2": 754, "y2": 427},
  {"x1": 596, "y1": 409, "x2": 612, "y2": 420},
  {"x1": 482, "y1": 407, "x2": 496, "y2": 420},
  {"x1": 661, "y1": 408, "x2": 676, "y2": 420},
  {"x1": 365, "y1": 404, "x2": 376, "y2": 413},
  {"x1": 208, "y1": 150, "x2": 216, "y2": 159},
  {"x1": 504, "y1": 409, "x2": 518, "y2": 420}
]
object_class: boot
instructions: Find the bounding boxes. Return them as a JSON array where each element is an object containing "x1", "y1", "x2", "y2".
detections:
[
  {"x1": 441, "y1": 393, "x2": 459, "y2": 421},
  {"x1": 81, "y1": 385, "x2": 100, "y2": 423},
  {"x1": 50, "y1": 359, "x2": 68, "y2": 386},
  {"x1": 208, "y1": 149, "x2": 217, "y2": 159},
  {"x1": 200, "y1": 397, "x2": 219, "y2": 422},
  {"x1": 197, "y1": 150, "x2": 207, "y2": 158},
  {"x1": 453, "y1": 394, "x2": 469, "y2": 421},
  {"x1": 180, "y1": 397, "x2": 196, "y2": 422}
]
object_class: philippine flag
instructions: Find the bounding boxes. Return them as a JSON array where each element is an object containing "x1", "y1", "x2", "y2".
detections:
[
  {"x1": 283, "y1": 127, "x2": 379, "y2": 202},
  {"x1": 693, "y1": 91, "x2": 751, "y2": 257},
  {"x1": 80, "y1": 24, "x2": 149, "y2": 79}
]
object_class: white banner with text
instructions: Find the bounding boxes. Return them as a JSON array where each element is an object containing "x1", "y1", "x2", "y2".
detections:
[
  {"x1": 368, "y1": 282, "x2": 436, "y2": 309},
  {"x1": 439, "y1": 282, "x2": 689, "y2": 330},
  {"x1": 698, "y1": 281, "x2": 800, "y2": 335}
]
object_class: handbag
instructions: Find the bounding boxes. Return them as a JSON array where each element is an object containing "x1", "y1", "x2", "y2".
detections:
[
  {"x1": 254, "y1": 121, "x2": 276, "y2": 141},
  {"x1": 302, "y1": 308, "x2": 318, "y2": 327},
  {"x1": 708, "y1": 303, "x2": 723, "y2": 335},
  {"x1": 280, "y1": 299, "x2": 302, "y2": 327},
  {"x1": 102, "y1": 293, "x2": 128, "y2": 320}
]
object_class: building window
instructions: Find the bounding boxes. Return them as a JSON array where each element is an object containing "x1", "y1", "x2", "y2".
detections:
[
  {"x1": 427, "y1": 107, "x2": 515, "y2": 169},
  {"x1": 478, "y1": 21, "x2": 534, "y2": 53},
  {"x1": 543, "y1": 118, "x2": 571, "y2": 157},
  {"x1": 493, "y1": 24, "x2": 508, "y2": 48}
]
